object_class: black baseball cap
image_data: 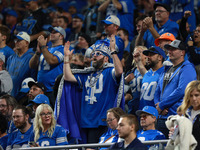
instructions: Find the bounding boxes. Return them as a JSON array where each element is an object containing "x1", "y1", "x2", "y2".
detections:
[
  {"x1": 28, "y1": 81, "x2": 47, "y2": 92},
  {"x1": 154, "y1": 3, "x2": 170, "y2": 12}
]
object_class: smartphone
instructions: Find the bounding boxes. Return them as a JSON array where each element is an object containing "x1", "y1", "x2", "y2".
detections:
[
  {"x1": 169, "y1": 124, "x2": 179, "y2": 140},
  {"x1": 29, "y1": 141, "x2": 37, "y2": 147}
]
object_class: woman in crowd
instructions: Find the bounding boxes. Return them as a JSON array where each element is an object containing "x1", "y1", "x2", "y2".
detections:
[
  {"x1": 179, "y1": 80, "x2": 200, "y2": 149},
  {"x1": 29, "y1": 104, "x2": 68, "y2": 146},
  {"x1": 87, "y1": 107, "x2": 125, "y2": 150}
]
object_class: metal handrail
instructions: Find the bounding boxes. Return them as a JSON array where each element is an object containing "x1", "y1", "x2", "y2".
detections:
[{"x1": 13, "y1": 140, "x2": 169, "y2": 150}]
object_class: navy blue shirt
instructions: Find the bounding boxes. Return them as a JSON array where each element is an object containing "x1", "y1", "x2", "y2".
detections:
[{"x1": 109, "y1": 137, "x2": 148, "y2": 150}]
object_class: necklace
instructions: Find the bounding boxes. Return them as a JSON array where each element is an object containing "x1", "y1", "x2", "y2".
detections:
[{"x1": 88, "y1": 69, "x2": 103, "y2": 87}]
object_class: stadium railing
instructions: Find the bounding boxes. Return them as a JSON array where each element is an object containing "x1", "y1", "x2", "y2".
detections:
[{"x1": 13, "y1": 139, "x2": 169, "y2": 150}]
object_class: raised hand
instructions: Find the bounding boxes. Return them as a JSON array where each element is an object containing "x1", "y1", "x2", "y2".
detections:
[
  {"x1": 64, "y1": 41, "x2": 73, "y2": 57},
  {"x1": 109, "y1": 34, "x2": 116, "y2": 52}
]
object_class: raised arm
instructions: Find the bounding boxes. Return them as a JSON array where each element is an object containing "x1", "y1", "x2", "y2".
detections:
[
  {"x1": 37, "y1": 35, "x2": 60, "y2": 65},
  {"x1": 112, "y1": 0, "x2": 122, "y2": 10},
  {"x1": 98, "y1": 0, "x2": 111, "y2": 12},
  {"x1": 110, "y1": 34, "x2": 123, "y2": 78},
  {"x1": 29, "y1": 43, "x2": 41, "y2": 69},
  {"x1": 63, "y1": 41, "x2": 77, "y2": 82}
]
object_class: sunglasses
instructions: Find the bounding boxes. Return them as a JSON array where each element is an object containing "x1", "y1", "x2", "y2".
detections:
[{"x1": 92, "y1": 51, "x2": 105, "y2": 57}]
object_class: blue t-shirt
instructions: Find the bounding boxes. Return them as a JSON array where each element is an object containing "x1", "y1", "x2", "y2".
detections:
[
  {"x1": 0, "y1": 45, "x2": 14, "y2": 65},
  {"x1": 29, "y1": 125, "x2": 68, "y2": 146},
  {"x1": 6, "y1": 48, "x2": 36, "y2": 98},
  {"x1": 140, "y1": 67, "x2": 164, "y2": 109},
  {"x1": 37, "y1": 45, "x2": 64, "y2": 92},
  {"x1": 74, "y1": 67, "x2": 119, "y2": 128},
  {"x1": 7, "y1": 125, "x2": 33, "y2": 149},
  {"x1": 143, "y1": 19, "x2": 179, "y2": 48}
]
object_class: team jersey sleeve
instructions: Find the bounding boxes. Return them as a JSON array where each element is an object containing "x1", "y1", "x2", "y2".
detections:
[
  {"x1": 55, "y1": 126, "x2": 68, "y2": 145},
  {"x1": 52, "y1": 48, "x2": 64, "y2": 63}
]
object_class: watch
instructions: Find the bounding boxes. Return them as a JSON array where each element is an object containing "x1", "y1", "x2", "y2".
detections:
[{"x1": 111, "y1": 51, "x2": 117, "y2": 55}]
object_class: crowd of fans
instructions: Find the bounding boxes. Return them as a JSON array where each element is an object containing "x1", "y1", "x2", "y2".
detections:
[{"x1": 0, "y1": 0, "x2": 200, "y2": 149}]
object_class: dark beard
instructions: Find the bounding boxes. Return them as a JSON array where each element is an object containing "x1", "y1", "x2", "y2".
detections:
[
  {"x1": 15, "y1": 120, "x2": 27, "y2": 130},
  {"x1": 92, "y1": 57, "x2": 104, "y2": 69}
]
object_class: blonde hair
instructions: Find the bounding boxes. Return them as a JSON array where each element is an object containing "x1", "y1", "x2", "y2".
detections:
[
  {"x1": 34, "y1": 104, "x2": 56, "y2": 142},
  {"x1": 180, "y1": 80, "x2": 200, "y2": 115}
]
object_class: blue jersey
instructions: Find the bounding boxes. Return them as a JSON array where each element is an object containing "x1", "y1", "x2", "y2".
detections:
[
  {"x1": 29, "y1": 125, "x2": 68, "y2": 146},
  {"x1": 99, "y1": 128, "x2": 119, "y2": 144},
  {"x1": 37, "y1": 45, "x2": 64, "y2": 92},
  {"x1": 6, "y1": 48, "x2": 36, "y2": 98},
  {"x1": 74, "y1": 67, "x2": 119, "y2": 128},
  {"x1": 0, "y1": 134, "x2": 8, "y2": 150},
  {"x1": 7, "y1": 120, "x2": 16, "y2": 134},
  {"x1": 117, "y1": 0, "x2": 135, "y2": 41},
  {"x1": 127, "y1": 68, "x2": 143, "y2": 114},
  {"x1": 0, "y1": 46, "x2": 14, "y2": 65},
  {"x1": 7, "y1": 125, "x2": 33, "y2": 149},
  {"x1": 161, "y1": 0, "x2": 196, "y2": 32},
  {"x1": 140, "y1": 67, "x2": 164, "y2": 109},
  {"x1": 143, "y1": 19, "x2": 179, "y2": 48},
  {"x1": 137, "y1": 129, "x2": 166, "y2": 148}
]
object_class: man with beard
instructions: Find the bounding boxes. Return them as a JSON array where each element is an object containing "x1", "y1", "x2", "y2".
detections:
[
  {"x1": 109, "y1": 114, "x2": 147, "y2": 150},
  {"x1": 29, "y1": 26, "x2": 65, "y2": 108},
  {"x1": 6, "y1": 105, "x2": 33, "y2": 149},
  {"x1": 136, "y1": 106, "x2": 165, "y2": 149},
  {"x1": 63, "y1": 35, "x2": 123, "y2": 143},
  {"x1": 154, "y1": 40, "x2": 197, "y2": 137},
  {"x1": 0, "y1": 94, "x2": 17, "y2": 134},
  {"x1": 138, "y1": 46, "x2": 166, "y2": 110}
]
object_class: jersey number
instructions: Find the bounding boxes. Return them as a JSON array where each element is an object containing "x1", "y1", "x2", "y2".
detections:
[
  {"x1": 22, "y1": 19, "x2": 37, "y2": 34},
  {"x1": 140, "y1": 82, "x2": 157, "y2": 101}
]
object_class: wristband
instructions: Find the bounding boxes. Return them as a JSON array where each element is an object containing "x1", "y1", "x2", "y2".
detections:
[
  {"x1": 40, "y1": 45, "x2": 46, "y2": 50},
  {"x1": 111, "y1": 51, "x2": 117, "y2": 55},
  {"x1": 64, "y1": 61, "x2": 70, "y2": 64}
]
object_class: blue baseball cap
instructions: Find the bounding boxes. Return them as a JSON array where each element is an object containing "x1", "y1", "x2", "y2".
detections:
[
  {"x1": 143, "y1": 46, "x2": 166, "y2": 59},
  {"x1": 31, "y1": 94, "x2": 50, "y2": 105},
  {"x1": 6, "y1": 9, "x2": 18, "y2": 18},
  {"x1": 136, "y1": 106, "x2": 158, "y2": 119},
  {"x1": 73, "y1": 14, "x2": 85, "y2": 21}
]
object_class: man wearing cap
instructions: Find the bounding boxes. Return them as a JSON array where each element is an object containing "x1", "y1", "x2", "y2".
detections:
[
  {"x1": 63, "y1": 35, "x2": 123, "y2": 143},
  {"x1": 0, "y1": 53, "x2": 12, "y2": 95},
  {"x1": 5, "y1": 9, "x2": 18, "y2": 31},
  {"x1": 17, "y1": 0, "x2": 51, "y2": 49},
  {"x1": 28, "y1": 81, "x2": 46, "y2": 100},
  {"x1": 0, "y1": 25, "x2": 14, "y2": 65},
  {"x1": 6, "y1": 32, "x2": 36, "y2": 99},
  {"x1": 98, "y1": 0, "x2": 135, "y2": 40},
  {"x1": 100, "y1": 15, "x2": 124, "y2": 60},
  {"x1": 154, "y1": 39, "x2": 197, "y2": 137},
  {"x1": 138, "y1": 46, "x2": 166, "y2": 110},
  {"x1": 29, "y1": 26, "x2": 65, "y2": 108},
  {"x1": 135, "y1": 3, "x2": 179, "y2": 48},
  {"x1": 136, "y1": 106, "x2": 165, "y2": 148}
]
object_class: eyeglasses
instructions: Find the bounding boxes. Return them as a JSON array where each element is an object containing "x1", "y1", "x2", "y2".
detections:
[
  {"x1": 92, "y1": 51, "x2": 105, "y2": 57},
  {"x1": 155, "y1": 10, "x2": 167, "y2": 13},
  {"x1": 0, "y1": 104, "x2": 7, "y2": 108},
  {"x1": 140, "y1": 115, "x2": 148, "y2": 119},
  {"x1": 40, "y1": 112, "x2": 52, "y2": 117},
  {"x1": 194, "y1": 30, "x2": 200, "y2": 33},
  {"x1": 106, "y1": 118, "x2": 116, "y2": 123}
]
